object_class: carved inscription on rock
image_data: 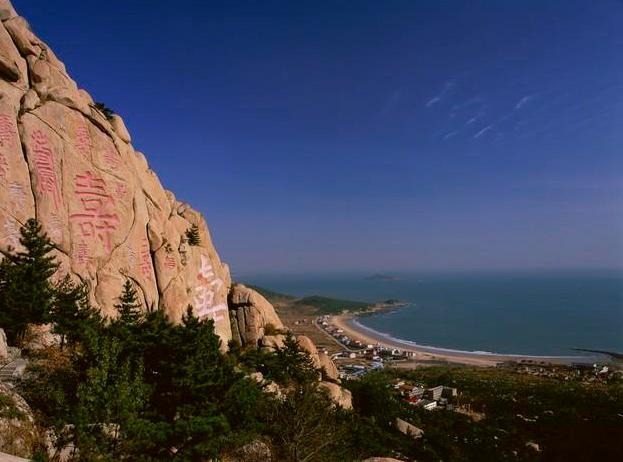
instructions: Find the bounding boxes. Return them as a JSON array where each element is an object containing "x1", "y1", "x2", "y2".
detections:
[
  {"x1": 103, "y1": 145, "x2": 121, "y2": 170},
  {"x1": 0, "y1": 153, "x2": 7, "y2": 182},
  {"x1": 194, "y1": 255, "x2": 226, "y2": 322},
  {"x1": 69, "y1": 171, "x2": 119, "y2": 253},
  {"x1": 8, "y1": 183, "x2": 26, "y2": 209},
  {"x1": 74, "y1": 122, "x2": 91, "y2": 158},
  {"x1": 0, "y1": 115, "x2": 16, "y2": 148},
  {"x1": 31, "y1": 130, "x2": 61, "y2": 209},
  {"x1": 139, "y1": 237, "x2": 153, "y2": 281},
  {"x1": 74, "y1": 240, "x2": 91, "y2": 266}
]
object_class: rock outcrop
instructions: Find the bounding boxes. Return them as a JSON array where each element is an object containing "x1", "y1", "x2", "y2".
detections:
[
  {"x1": 318, "y1": 381, "x2": 352, "y2": 409},
  {"x1": 395, "y1": 417, "x2": 424, "y2": 439},
  {"x1": 229, "y1": 284, "x2": 284, "y2": 346},
  {"x1": 0, "y1": 1, "x2": 231, "y2": 343},
  {"x1": 0, "y1": 382, "x2": 39, "y2": 459},
  {"x1": 0, "y1": 0, "x2": 350, "y2": 410},
  {"x1": 296, "y1": 335, "x2": 339, "y2": 381}
]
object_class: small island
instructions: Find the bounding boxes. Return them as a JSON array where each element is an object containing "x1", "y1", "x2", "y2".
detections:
[{"x1": 365, "y1": 273, "x2": 401, "y2": 281}]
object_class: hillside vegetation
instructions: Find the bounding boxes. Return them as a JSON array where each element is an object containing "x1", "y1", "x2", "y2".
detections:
[
  {"x1": 245, "y1": 285, "x2": 371, "y2": 314},
  {"x1": 2, "y1": 221, "x2": 622, "y2": 461}
]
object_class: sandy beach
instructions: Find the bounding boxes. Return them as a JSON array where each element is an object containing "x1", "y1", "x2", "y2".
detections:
[{"x1": 331, "y1": 313, "x2": 601, "y2": 367}]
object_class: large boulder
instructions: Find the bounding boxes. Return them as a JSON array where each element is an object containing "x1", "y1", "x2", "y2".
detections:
[
  {"x1": 395, "y1": 417, "x2": 424, "y2": 439},
  {"x1": 319, "y1": 352, "x2": 339, "y2": 381},
  {"x1": 318, "y1": 381, "x2": 352, "y2": 409},
  {"x1": 225, "y1": 440, "x2": 272, "y2": 462},
  {"x1": 260, "y1": 334, "x2": 286, "y2": 351},
  {"x1": 297, "y1": 335, "x2": 340, "y2": 381},
  {"x1": 0, "y1": 383, "x2": 39, "y2": 459},
  {"x1": 229, "y1": 284, "x2": 283, "y2": 346},
  {"x1": 296, "y1": 335, "x2": 321, "y2": 368},
  {"x1": 0, "y1": 1, "x2": 232, "y2": 344}
]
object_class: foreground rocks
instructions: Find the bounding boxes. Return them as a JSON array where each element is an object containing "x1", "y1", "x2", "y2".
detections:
[
  {"x1": 0, "y1": 0, "x2": 352, "y2": 426},
  {"x1": 229, "y1": 284, "x2": 284, "y2": 346},
  {"x1": 395, "y1": 417, "x2": 424, "y2": 439},
  {"x1": 224, "y1": 439, "x2": 272, "y2": 462},
  {"x1": 318, "y1": 381, "x2": 353, "y2": 409},
  {"x1": 0, "y1": 383, "x2": 39, "y2": 459}
]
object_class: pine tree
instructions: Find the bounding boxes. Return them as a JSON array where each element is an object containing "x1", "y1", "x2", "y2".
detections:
[
  {"x1": 73, "y1": 336, "x2": 148, "y2": 460},
  {"x1": 185, "y1": 223, "x2": 201, "y2": 246},
  {"x1": 50, "y1": 275, "x2": 103, "y2": 349},
  {"x1": 276, "y1": 332, "x2": 319, "y2": 385},
  {"x1": 0, "y1": 218, "x2": 59, "y2": 345},
  {"x1": 114, "y1": 279, "x2": 143, "y2": 325}
]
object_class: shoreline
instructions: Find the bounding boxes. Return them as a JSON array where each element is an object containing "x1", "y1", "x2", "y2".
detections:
[{"x1": 331, "y1": 312, "x2": 606, "y2": 367}]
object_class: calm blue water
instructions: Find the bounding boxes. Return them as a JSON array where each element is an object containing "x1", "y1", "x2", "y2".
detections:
[{"x1": 242, "y1": 270, "x2": 623, "y2": 356}]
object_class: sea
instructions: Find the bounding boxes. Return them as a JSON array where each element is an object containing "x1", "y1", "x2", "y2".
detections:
[{"x1": 241, "y1": 269, "x2": 623, "y2": 358}]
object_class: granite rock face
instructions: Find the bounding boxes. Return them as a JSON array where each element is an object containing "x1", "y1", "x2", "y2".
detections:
[
  {"x1": 229, "y1": 284, "x2": 284, "y2": 346},
  {"x1": 0, "y1": 383, "x2": 39, "y2": 459},
  {"x1": 0, "y1": 1, "x2": 231, "y2": 343},
  {"x1": 318, "y1": 381, "x2": 353, "y2": 409}
]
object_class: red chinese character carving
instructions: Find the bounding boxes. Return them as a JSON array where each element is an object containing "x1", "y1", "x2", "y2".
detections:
[
  {"x1": 74, "y1": 122, "x2": 91, "y2": 158},
  {"x1": 0, "y1": 115, "x2": 16, "y2": 148},
  {"x1": 139, "y1": 238, "x2": 153, "y2": 280},
  {"x1": 0, "y1": 152, "x2": 7, "y2": 181},
  {"x1": 8, "y1": 183, "x2": 26, "y2": 209},
  {"x1": 126, "y1": 245, "x2": 137, "y2": 268},
  {"x1": 114, "y1": 182, "x2": 127, "y2": 199},
  {"x1": 31, "y1": 130, "x2": 61, "y2": 209},
  {"x1": 103, "y1": 145, "x2": 121, "y2": 170},
  {"x1": 164, "y1": 255, "x2": 176, "y2": 270},
  {"x1": 69, "y1": 171, "x2": 119, "y2": 253},
  {"x1": 75, "y1": 241, "x2": 90, "y2": 265}
]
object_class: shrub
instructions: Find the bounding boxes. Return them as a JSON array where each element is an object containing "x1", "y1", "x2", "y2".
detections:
[
  {"x1": 94, "y1": 102, "x2": 115, "y2": 120},
  {"x1": 185, "y1": 223, "x2": 201, "y2": 246}
]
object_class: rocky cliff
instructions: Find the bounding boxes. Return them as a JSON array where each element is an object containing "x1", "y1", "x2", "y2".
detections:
[{"x1": 0, "y1": 0, "x2": 232, "y2": 341}]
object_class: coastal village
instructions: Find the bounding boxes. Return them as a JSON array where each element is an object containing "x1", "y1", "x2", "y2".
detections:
[{"x1": 309, "y1": 314, "x2": 623, "y2": 385}]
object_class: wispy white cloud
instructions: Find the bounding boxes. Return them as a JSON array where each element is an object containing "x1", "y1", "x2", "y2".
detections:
[
  {"x1": 515, "y1": 95, "x2": 535, "y2": 109},
  {"x1": 426, "y1": 96, "x2": 441, "y2": 107},
  {"x1": 466, "y1": 117, "x2": 478, "y2": 125},
  {"x1": 473, "y1": 124, "x2": 494, "y2": 139},
  {"x1": 443, "y1": 131, "x2": 458, "y2": 140},
  {"x1": 426, "y1": 80, "x2": 456, "y2": 107}
]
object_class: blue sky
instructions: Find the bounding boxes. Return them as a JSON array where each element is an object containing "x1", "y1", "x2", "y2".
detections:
[{"x1": 16, "y1": 0, "x2": 623, "y2": 273}]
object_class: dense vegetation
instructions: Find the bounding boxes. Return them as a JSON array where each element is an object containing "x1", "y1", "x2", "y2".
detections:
[
  {"x1": 346, "y1": 368, "x2": 623, "y2": 461},
  {"x1": 0, "y1": 220, "x2": 404, "y2": 461},
  {"x1": 1, "y1": 220, "x2": 621, "y2": 461},
  {"x1": 294, "y1": 296, "x2": 370, "y2": 314},
  {"x1": 246, "y1": 284, "x2": 371, "y2": 314}
]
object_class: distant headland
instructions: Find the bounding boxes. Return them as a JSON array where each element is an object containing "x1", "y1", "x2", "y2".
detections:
[{"x1": 365, "y1": 273, "x2": 400, "y2": 281}]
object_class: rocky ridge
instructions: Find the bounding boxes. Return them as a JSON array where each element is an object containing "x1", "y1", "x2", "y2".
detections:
[
  {"x1": 0, "y1": 0, "x2": 346, "y2": 405},
  {"x1": 0, "y1": 0, "x2": 231, "y2": 341}
]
